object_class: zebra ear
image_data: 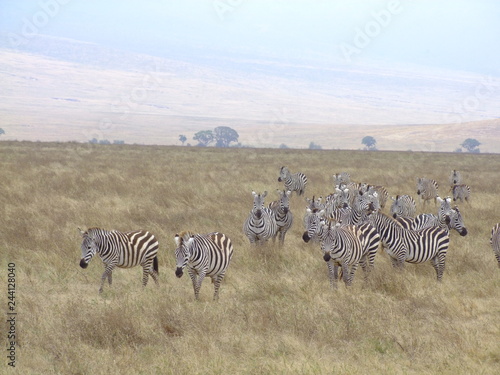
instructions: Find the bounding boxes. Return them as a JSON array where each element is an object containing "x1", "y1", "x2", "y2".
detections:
[
  {"x1": 174, "y1": 234, "x2": 181, "y2": 247},
  {"x1": 78, "y1": 227, "x2": 86, "y2": 235},
  {"x1": 252, "y1": 191, "x2": 257, "y2": 197},
  {"x1": 262, "y1": 191, "x2": 268, "y2": 198},
  {"x1": 186, "y1": 236, "x2": 195, "y2": 247},
  {"x1": 286, "y1": 190, "x2": 292, "y2": 197}
]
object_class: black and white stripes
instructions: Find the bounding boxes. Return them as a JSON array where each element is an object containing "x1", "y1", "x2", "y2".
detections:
[
  {"x1": 243, "y1": 191, "x2": 278, "y2": 245},
  {"x1": 79, "y1": 227, "x2": 159, "y2": 293},
  {"x1": 174, "y1": 231, "x2": 234, "y2": 300},
  {"x1": 278, "y1": 166, "x2": 307, "y2": 196}
]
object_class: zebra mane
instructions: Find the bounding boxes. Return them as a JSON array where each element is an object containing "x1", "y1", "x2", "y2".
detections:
[{"x1": 175, "y1": 231, "x2": 195, "y2": 246}]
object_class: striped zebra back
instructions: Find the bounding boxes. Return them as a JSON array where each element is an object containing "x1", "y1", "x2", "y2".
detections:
[{"x1": 490, "y1": 224, "x2": 500, "y2": 268}]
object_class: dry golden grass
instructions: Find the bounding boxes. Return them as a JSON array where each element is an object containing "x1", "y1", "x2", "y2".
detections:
[{"x1": 1, "y1": 141, "x2": 499, "y2": 374}]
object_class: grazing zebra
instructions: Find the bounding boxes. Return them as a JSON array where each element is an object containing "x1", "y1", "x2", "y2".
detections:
[
  {"x1": 390, "y1": 195, "x2": 417, "y2": 219},
  {"x1": 243, "y1": 191, "x2": 278, "y2": 245},
  {"x1": 416, "y1": 177, "x2": 439, "y2": 207},
  {"x1": 452, "y1": 184, "x2": 471, "y2": 203},
  {"x1": 490, "y1": 224, "x2": 500, "y2": 268},
  {"x1": 278, "y1": 166, "x2": 308, "y2": 196},
  {"x1": 79, "y1": 227, "x2": 159, "y2": 293},
  {"x1": 449, "y1": 170, "x2": 462, "y2": 186},
  {"x1": 367, "y1": 212, "x2": 450, "y2": 281},
  {"x1": 316, "y1": 221, "x2": 380, "y2": 288},
  {"x1": 269, "y1": 190, "x2": 294, "y2": 245},
  {"x1": 333, "y1": 172, "x2": 351, "y2": 188},
  {"x1": 174, "y1": 231, "x2": 234, "y2": 300}
]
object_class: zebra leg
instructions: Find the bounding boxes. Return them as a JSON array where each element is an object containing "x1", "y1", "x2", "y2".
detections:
[
  {"x1": 431, "y1": 254, "x2": 446, "y2": 281},
  {"x1": 107, "y1": 272, "x2": 112, "y2": 286},
  {"x1": 326, "y1": 262, "x2": 338, "y2": 289},
  {"x1": 212, "y1": 273, "x2": 225, "y2": 301},
  {"x1": 100, "y1": 264, "x2": 115, "y2": 293},
  {"x1": 341, "y1": 262, "x2": 352, "y2": 286}
]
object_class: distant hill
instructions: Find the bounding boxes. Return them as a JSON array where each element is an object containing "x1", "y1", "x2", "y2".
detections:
[{"x1": 1, "y1": 34, "x2": 499, "y2": 152}]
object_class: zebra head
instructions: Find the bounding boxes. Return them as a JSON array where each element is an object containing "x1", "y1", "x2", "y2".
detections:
[
  {"x1": 251, "y1": 191, "x2": 267, "y2": 219},
  {"x1": 277, "y1": 190, "x2": 291, "y2": 214},
  {"x1": 445, "y1": 206, "x2": 468, "y2": 236},
  {"x1": 174, "y1": 232, "x2": 195, "y2": 278},
  {"x1": 278, "y1": 166, "x2": 289, "y2": 182},
  {"x1": 302, "y1": 209, "x2": 326, "y2": 243},
  {"x1": 79, "y1": 228, "x2": 99, "y2": 269},
  {"x1": 320, "y1": 222, "x2": 340, "y2": 262}
]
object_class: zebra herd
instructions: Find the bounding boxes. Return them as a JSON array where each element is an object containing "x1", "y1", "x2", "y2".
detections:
[{"x1": 78, "y1": 166, "x2": 500, "y2": 299}]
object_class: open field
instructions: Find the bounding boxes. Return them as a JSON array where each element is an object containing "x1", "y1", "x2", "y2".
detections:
[{"x1": 1, "y1": 141, "x2": 500, "y2": 374}]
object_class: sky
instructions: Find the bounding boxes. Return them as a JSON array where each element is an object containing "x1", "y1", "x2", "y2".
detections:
[{"x1": 1, "y1": 0, "x2": 500, "y2": 76}]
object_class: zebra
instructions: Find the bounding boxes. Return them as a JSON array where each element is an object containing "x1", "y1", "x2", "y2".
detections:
[
  {"x1": 79, "y1": 227, "x2": 159, "y2": 293},
  {"x1": 333, "y1": 172, "x2": 351, "y2": 188},
  {"x1": 269, "y1": 190, "x2": 294, "y2": 245},
  {"x1": 390, "y1": 194, "x2": 417, "y2": 219},
  {"x1": 490, "y1": 224, "x2": 500, "y2": 268},
  {"x1": 329, "y1": 189, "x2": 378, "y2": 226},
  {"x1": 302, "y1": 208, "x2": 327, "y2": 243},
  {"x1": 451, "y1": 184, "x2": 471, "y2": 203},
  {"x1": 416, "y1": 177, "x2": 439, "y2": 207},
  {"x1": 174, "y1": 231, "x2": 234, "y2": 300},
  {"x1": 305, "y1": 195, "x2": 325, "y2": 212},
  {"x1": 367, "y1": 211, "x2": 450, "y2": 281},
  {"x1": 243, "y1": 191, "x2": 278, "y2": 245},
  {"x1": 278, "y1": 166, "x2": 307, "y2": 196},
  {"x1": 449, "y1": 170, "x2": 462, "y2": 186},
  {"x1": 360, "y1": 184, "x2": 389, "y2": 209},
  {"x1": 313, "y1": 221, "x2": 380, "y2": 288},
  {"x1": 397, "y1": 207, "x2": 468, "y2": 237}
]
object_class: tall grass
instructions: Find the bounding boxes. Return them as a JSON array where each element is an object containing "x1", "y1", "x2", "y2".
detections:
[{"x1": 1, "y1": 141, "x2": 499, "y2": 374}]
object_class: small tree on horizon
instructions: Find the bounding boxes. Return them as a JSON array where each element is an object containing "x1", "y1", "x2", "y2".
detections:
[
  {"x1": 460, "y1": 138, "x2": 481, "y2": 153},
  {"x1": 179, "y1": 134, "x2": 187, "y2": 145},
  {"x1": 0, "y1": 128, "x2": 5, "y2": 136},
  {"x1": 193, "y1": 130, "x2": 214, "y2": 147},
  {"x1": 214, "y1": 126, "x2": 239, "y2": 147},
  {"x1": 362, "y1": 136, "x2": 377, "y2": 150}
]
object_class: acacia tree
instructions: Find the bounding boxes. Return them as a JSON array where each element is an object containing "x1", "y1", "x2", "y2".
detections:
[
  {"x1": 362, "y1": 136, "x2": 377, "y2": 150},
  {"x1": 0, "y1": 128, "x2": 4, "y2": 135},
  {"x1": 179, "y1": 134, "x2": 187, "y2": 145},
  {"x1": 214, "y1": 126, "x2": 239, "y2": 147},
  {"x1": 193, "y1": 130, "x2": 214, "y2": 147},
  {"x1": 460, "y1": 138, "x2": 481, "y2": 153}
]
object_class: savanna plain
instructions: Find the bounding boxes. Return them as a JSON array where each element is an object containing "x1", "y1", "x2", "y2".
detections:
[{"x1": 1, "y1": 141, "x2": 499, "y2": 375}]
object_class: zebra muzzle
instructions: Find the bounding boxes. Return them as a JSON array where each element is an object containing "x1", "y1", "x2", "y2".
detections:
[
  {"x1": 302, "y1": 232, "x2": 311, "y2": 243},
  {"x1": 460, "y1": 228, "x2": 468, "y2": 236},
  {"x1": 323, "y1": 253, "x2": 331, "y2": 262},
  {"x1": 79, "y1": 259, "x2": 88, "y2": 269},
  {"x1": 175, "y1": 268, "x2": 184, "y2": 278}
]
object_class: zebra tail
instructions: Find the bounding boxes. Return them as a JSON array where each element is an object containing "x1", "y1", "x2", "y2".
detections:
[{"x1": 153, "y1": 256, "x2": 159, "y2": 275}]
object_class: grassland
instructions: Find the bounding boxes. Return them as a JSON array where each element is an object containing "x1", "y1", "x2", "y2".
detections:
[{"x1": 1, "y1": 141, "x2": 499, "y2": 374}]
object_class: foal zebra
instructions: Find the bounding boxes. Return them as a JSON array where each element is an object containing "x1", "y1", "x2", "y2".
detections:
[
  {"x1": 452, "y1": 184, "x2": 471, "y2": 203},
  {"x1": 243, "y1": 191, "x2": 278, "y2": 245},
  {"x1": 174, "y1": 231, "x2": 234, "y2": 300},
  {"x1": 416, "y1": 177, "x2": 439, "y2": 207},
  {"x1": 278, "y1": 166, "x2": 307, "y2": 196},
  {"x1": 490, "y1": 224, "x2": 500, "y2": 268},
  {"x1": 390, "y1": 195, "x2": 416, "y2": 219},
  {"x1": 269, "y1": 190, "x2": 294, "y2": 245},
  {"x1": 368, "y1": 212, "x2": 450, "y2": 281},
  {"x1": 79, "y1": 227, "x2": 159, "y2": 293}
]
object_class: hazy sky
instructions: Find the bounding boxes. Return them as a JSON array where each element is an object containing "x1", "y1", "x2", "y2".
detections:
[{"x1": 1, "y1": 0, "x2": 499, "y2": 75}]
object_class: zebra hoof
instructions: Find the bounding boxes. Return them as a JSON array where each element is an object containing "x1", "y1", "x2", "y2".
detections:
[{"x1": 79, "y1": 259, "x2": 88, "y2": 269}]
